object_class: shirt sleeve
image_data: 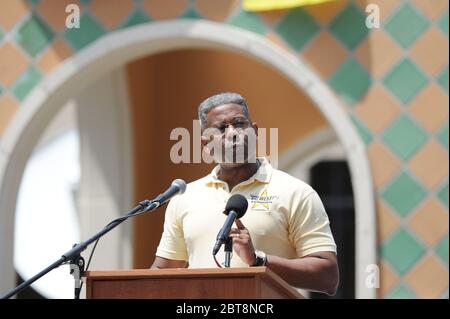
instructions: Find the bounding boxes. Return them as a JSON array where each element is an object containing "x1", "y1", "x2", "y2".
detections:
[
  {"x1": 289, "y1": 190, "x2": 337, "y2": 257},
  {"x1": 155, "y1": 196, "x2": 189, "y2": 261}
]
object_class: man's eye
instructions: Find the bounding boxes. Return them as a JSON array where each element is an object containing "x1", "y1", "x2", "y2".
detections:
[{"x1": 234, "y1": 121, "x2": 247, "y2": 128}]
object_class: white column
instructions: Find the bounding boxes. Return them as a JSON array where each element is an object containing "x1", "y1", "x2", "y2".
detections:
[{"x1": 75, "y1": 68, "x2": 133, "y2": 271}]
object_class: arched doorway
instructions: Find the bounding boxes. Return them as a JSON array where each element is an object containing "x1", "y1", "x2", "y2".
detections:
[{"x1": 0, "y1": 20, "x2": 376, "y2": 298}]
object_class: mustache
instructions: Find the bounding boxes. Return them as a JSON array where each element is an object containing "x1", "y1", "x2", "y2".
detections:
[{"x1": 224, "y1": 140, "x2": 245, "y2": 148}]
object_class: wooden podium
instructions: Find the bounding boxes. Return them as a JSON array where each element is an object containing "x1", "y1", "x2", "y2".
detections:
[{"x1": 85, "y1": 267, "x2": 303, "y2": 299}]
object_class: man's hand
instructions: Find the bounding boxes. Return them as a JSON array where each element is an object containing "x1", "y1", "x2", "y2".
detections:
[
  {"x1": 229, "y1": 219, "x2": 257, "y2": 265},
  {"x1": 229, "y1": 219, "x2": 339, "y2": 295}
]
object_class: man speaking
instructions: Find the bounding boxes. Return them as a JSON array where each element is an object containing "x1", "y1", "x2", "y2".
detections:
[{"x1": 151, "y1": 92, "x2": 339, "y2": 295}]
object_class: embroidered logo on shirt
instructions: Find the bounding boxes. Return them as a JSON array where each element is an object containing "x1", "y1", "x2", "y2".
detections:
[{"x1": 250, "y1": 189, "x2": 278, "y2": 211}]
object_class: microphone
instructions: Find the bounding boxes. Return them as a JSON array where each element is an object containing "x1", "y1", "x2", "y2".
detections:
[
  {"x1": 212, "y1": 194, "x2": 248, "y2": 255},
  {"x1": 148, "y1": 179, "x2": 187, "y2": 209}
]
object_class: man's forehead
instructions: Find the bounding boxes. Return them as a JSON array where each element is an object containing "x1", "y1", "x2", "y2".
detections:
[{"x1": 206, "y1": 103, "x2": 245, "y2": 123}]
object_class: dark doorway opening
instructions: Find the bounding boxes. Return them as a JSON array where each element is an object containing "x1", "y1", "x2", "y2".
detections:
[{"x1": 310, "y1": 160, "x2": 355, "y2": 299}]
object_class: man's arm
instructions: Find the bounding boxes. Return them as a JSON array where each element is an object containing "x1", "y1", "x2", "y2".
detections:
[
  {"x1": 151, "y1": 256, "x2": 188, "y2": 269},
  {"x1": 231, "y1": 219, "x2": 339, "y2": 295},
  {"x1": 264, "y1": 251, "x2": 339, "y2": 295}
]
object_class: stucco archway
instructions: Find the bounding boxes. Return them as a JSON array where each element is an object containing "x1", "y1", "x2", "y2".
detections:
[{"x1": 0, "y1": 20, "x2": 376, "y2": 298}]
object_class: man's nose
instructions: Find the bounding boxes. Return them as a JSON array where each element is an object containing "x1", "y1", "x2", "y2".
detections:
[{"x1": 225, "y1": 125, "x2": 239, "y2": 140}]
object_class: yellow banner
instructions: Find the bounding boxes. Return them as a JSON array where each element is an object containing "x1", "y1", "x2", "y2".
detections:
[{"x1": 243, "y1": 0, "x2": 337, "y2": 11}]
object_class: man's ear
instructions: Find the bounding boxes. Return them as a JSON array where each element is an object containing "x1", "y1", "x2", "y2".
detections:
[
  {"x1": 201, "y1": 135, "x2": 212, "y2": 154},
  {"x1": 200, "y1": 135, "x2": 208, "y2": 147},
  {"x1": 252, "y1": 122, "x2": 258, "y2": 136},
  {"x1": 201, "y1": 135, "x2": 210, "y2": 152}
]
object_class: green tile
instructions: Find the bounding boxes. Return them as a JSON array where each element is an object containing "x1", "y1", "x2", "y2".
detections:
[
  {"x1": 275, "y1": 8, "x2": 319, "y2": 51},
  {"x1": 12, "y1": 67, "x2": 42, "y2": 101},
  {"x1": 0, "y1": 28, "x2": 4, "y2": 42},
  {"x1": 329, "y1": 58, "x2": 371, "y2": 105},
  {"x1": 383, "y1": 115, "x2": 427, "y2": 160},
  {"x1": 350, "y1": 114, "x2": 373, "y2": 145},
  {"x1": 228, "y1": 10, "x2": 267, "y2": 36},
  {"x1": 27, "y1": 0, "x2": 40, "y2": 5},
  {"x1": 80, "y1": 0, "x2": 91, "y2": 5},
  {"x1": 382, "y1": 172, "x2": 426, "y2": 217},
  {"x1": 381, "y1": 228, "x2": 425, "y2": 275},
  {"x1": 437, "y1": 122, "x2": 449, "y2": 150},
  {"x1": 438, "y1": 11, "x2": 448, "y2": 37},
  {"x1": 329, "y1": 3, "x2": 368, "y2": 49},
  {"x1": 437, "y1": 66, "x2": 448, "y2": 93},
  {"x1": 15, "y1": 14, "x2": 54, "y2": 57},
  {"x1": 383, "y1": 59, "x2": 427, "y2": 104},
  {"x1": 120, "y1": 10, "x2": 151, "y2": 29},
  {"x1": 435, "y1": 236, "x2": 449, "y2": 265},
  {"x1": 0, "y1": 86, "x2": 3, "y2": 95},
  {"x1": 385, "y1": 284, "x2": 416, "y2": 299},
  {"x1": 180, "y1": 8, "x2": 202, "y2": 19},
  {"x1": 64, "y1": 13, "x2": 105, "y2": 51},
  {"x1": 385, "y1": 3, "x2": 428, "y2": 48},
  {"x1": 437, "y1": 181, "x2": 449, "y2": 208}
]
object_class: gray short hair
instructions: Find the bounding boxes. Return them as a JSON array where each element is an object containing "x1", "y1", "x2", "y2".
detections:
[{"x1": 198, "y1": 92, "x2": 250, "y2": 128}]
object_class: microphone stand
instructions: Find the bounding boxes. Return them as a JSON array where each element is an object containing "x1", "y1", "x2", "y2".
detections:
[
  {"x1": 69, "y1": 244, "x2": 85, "y2": 299},
  {"x1": 1, "y1": 199, "x2": 159, "y2": 299},
  {"x1": 224, "y1": 236, "x2": 233, "y2": 268}
]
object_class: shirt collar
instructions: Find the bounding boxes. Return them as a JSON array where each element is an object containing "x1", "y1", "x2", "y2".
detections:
[{"x1": 206, "y1": 157, "x2": 273, "y2": 186}]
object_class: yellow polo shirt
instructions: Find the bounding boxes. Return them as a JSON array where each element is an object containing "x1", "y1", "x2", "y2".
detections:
[{"x1": 156, "y1": 158, "x2": 337, "y2": 268}]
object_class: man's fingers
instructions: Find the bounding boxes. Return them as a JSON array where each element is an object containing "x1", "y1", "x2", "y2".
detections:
[
  {"x1": 230, "y1": 227, "x2": 247, "y2": 234},
  {"x1": 231, "y1": 234, "x2": 248, "y2": 241},
  {"x1": 235, "y1": 219, "x2": 246, "y2": 230},
  {"x1": 229, "y1": 229, "x2": 250, "y2": 241}
]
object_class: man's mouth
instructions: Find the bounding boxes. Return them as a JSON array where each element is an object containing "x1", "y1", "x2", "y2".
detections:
[{"x1": 225, "y1": 142, "x2": 244, "y2": 150}]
